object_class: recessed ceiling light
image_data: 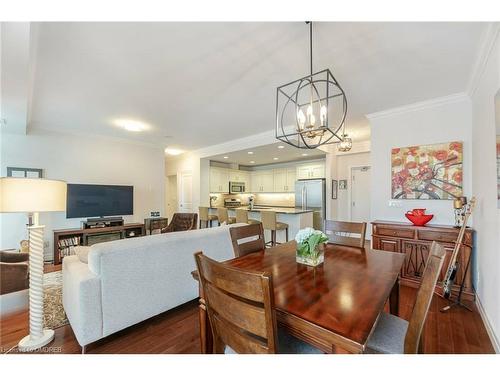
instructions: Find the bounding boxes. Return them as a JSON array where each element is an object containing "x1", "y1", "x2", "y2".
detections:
[
  {"x1": 247, "y1": 151, "x2": 254, "y2": 155},
  {"x1": 164, "y1": 148, "x2": 184, "y2": 156},
  {"x1": 273, "y1": 157, "x2": 279, "y2": 160},
  {"x1": 223, "y1": 156, "x2": 229, "y2": 159},
  {"x1": 249, "y1": 161, "x2": 255, "y2": 164},
  {"x1": 277, "y1": 145, "x2": 285, "y2": 149},
  {"x1": 302, "y1": 153, "x2": 308, "y2": 156},
  {"x1": 114, "y1": 119, "x2": 149, "y2": 132}
]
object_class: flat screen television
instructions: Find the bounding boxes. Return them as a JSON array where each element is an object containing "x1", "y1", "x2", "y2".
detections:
[{"x1": 66, "y1": 184, "x2": 134, "y2": 218}]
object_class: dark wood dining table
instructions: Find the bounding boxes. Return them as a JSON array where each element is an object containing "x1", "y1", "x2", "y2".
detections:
[{"x1": 192, "y1": 241, "x2": 406, "y2": 354}]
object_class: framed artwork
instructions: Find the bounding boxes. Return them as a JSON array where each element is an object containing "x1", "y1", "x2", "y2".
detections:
[
  {"x1": 339, "y1": 179, "x2": 347, "y2": 189},
  {"x1": 331, "y1": 180, "x2": 338, "y2": 199},
  {"x1": 391, "y1": 141, "x2": 463, "y2": 200}
]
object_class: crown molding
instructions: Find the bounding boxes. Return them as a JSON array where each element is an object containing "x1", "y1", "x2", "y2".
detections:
[
  {"x1": 366, "y1": 92, "x2": 470, "y2": 121},
  {"x1": 467, "y1": 22, "x2": 500, "y2": 97}
]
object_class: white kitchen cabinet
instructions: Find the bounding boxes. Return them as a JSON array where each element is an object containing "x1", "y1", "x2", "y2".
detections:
[
  {"x1": 210, "y1": 167, "x2": 229, "y2": 193},
  {"x1": 273, "y1": 168, "x2": 296, "y2": 192},
  {"x1": 296, "y1": 162, "x2": 325, "y2": 179},
  {"x1": 250, "y1": 170, "x2": 274, "y2": 192}
]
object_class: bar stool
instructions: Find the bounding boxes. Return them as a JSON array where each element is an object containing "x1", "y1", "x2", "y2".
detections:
[
  {"x1": 199, "y1": 207, "x2": 218, "y2": 228},
  {"x1": 235, "y1": 209, "x2": 261, "y2": 225},
  {"x1": 217, "y1": 207, "x2": 236, "y2": 225},
  {"x1": 261, "y1": 210, "x2": 288, "y2": 247}
]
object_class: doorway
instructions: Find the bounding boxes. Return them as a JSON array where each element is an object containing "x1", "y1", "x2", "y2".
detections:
[
  {"x1": 166, "y1": 175, "x2": 178, "y2": 221},
  {"x1": 178, "y1": 172, "x2": 193, "y2": 213},
  {"x1": 349, "y1": 166, "x2": 371, "y2": 235}
]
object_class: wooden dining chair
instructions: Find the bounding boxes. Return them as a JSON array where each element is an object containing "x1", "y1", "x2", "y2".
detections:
[
  {"x1": 229, "y1": 223, "x2": 266, "y2": 257},
  {"x1": 194, "y1": 252, "x2": 322, "y2": 354},
  {"x1": 324, "y1": 220, "x2": 367, "y2": 249},
  {"x1": 365, "y1": 241, "x2": 446, "y2": 354}
]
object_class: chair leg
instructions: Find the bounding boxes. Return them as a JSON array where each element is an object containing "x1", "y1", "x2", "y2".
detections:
[
  {"x1": 272, "y1": 230, "x2": 276, "y2": 246},
  {"x1": 285, "y1": 228, "x2": 289, "y2": 242}
]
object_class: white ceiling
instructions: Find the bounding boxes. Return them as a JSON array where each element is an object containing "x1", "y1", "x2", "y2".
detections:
[
  {"x1": 3, "y1": 22, "x2": 487, "y2": 149},
  {"x1": 207, "y1": 142, "x2": 325, "y2": 166}
]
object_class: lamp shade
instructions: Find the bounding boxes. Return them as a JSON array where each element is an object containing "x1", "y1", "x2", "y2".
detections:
[{"x1": 0, "y1": 177, "x2": 67, "y2": 213}]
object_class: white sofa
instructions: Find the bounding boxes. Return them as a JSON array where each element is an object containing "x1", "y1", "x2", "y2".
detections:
[{"x1": 62, "y1": 224, "x2": 239, "y2": 347}]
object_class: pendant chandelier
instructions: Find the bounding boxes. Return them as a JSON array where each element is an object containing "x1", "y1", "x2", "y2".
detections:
[{"x1": 276, "y1": 22, "x2": 348, "y2": 149}]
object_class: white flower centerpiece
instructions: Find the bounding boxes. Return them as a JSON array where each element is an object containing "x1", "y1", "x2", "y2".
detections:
[{"x1": 295, "y1": 227, "x2": 329, "y2": 267}]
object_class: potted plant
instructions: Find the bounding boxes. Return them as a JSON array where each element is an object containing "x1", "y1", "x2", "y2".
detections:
[{"x1": 295, "y1": 227, "x2": 329, "y2": 267}]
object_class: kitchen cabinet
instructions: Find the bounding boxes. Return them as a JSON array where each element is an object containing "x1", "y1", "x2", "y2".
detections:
[
  {"x1": 296, "y1": 162, "x2": 325, "y2": 179},
  {"x1": 250, "y1": 170, "x2": 274, "y2": 192},
  {"x1": 273, "y1": 168, "x2": 296, "y2": 192},
  {"x1": 210, "y1": 167, "x2": 229, "y2": 193}
]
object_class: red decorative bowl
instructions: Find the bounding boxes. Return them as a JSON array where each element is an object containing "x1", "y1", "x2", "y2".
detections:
[{"x1": 405, "y1": 213, "x2": 434, "y2": 226}]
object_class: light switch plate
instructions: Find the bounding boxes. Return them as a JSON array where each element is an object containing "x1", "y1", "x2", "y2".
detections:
[{"x1": 388, "y1": 200, "x2": 402, "y2": 208}]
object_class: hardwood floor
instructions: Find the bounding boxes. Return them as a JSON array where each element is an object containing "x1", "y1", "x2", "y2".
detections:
[{"x1": 0, "y1": 285, "x2": 494, "y2": 354}]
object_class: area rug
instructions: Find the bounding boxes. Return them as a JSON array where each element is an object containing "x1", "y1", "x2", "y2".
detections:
[{"x1": 43, "y1": 271, "x2": 69, "y2": 329}]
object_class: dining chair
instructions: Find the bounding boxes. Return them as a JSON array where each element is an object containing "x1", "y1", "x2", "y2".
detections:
[
  {"x1": 194, "y1": 251, "x2": 322, "y2": 354},
  {"x1": 229, "y1": 223, "x2": 266, "y2": 257},
  {"x1": 324, "y1": 220, "x2": 367, "y2": 249},
  {"x1": 261, "y1": 211, "x2": 288, "y2": 247},
  {"x1": 217, "y1": 207, "x2": 236, "y2": 225},
  {"x1": 235, "y1": 209, "x2": 260, "y2": 225},
  {"x1": 199, "y1": 206, "x2": 218, "y2": 228},
  {"x1": 365, "y1": 241, "x2": 446, "y2": 354}
]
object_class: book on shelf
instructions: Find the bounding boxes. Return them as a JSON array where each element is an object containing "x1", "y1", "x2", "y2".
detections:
[{"x1": 58, "y1": 236, "x2": 81, "y2": 258}]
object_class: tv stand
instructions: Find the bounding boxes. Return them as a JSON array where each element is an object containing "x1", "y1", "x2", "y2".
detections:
[{"x1": 53, "y1": 222, "x2": 145, "y2": 265}]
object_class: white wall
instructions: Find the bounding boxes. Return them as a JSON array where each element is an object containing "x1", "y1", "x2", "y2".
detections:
[
  {"x1": 469, "y1": 27, "x2": 500, "y2": 351},
  {"x1": 368, "y1": 95, "x2": 472, "y2": 226},
  {"x1": 0, "y1": 130, "x2": 165, "y2": 260}
]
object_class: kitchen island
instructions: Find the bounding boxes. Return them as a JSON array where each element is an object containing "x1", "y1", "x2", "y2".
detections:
[{"x1": 208, "y1": 206, "x2": 314, "y2": 244}]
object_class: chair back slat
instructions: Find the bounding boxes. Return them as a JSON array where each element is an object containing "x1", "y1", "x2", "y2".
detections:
[
  {"x1": 324, "y1": 220, "x2": 367, "y2": 248},
  {"x1": 194, "y1": 252, "x2": 278, "y2": 354},
  {"x1": 404, "y1": 241, "x2": 446, "y2": 353},
  {"x1": 229, "y1": 223, "x2": 266, "y2": 257}
]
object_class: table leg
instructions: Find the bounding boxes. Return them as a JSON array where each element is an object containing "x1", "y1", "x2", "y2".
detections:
[{"x1": 389, "y1": 278, "x2": 400, "y2": 316}]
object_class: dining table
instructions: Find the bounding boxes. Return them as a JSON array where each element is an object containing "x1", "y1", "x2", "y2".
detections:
[{"x1": 192, "y1": 241, "x2": 406, "y2": 354}]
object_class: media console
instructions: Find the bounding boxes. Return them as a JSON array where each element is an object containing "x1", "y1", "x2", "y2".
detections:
[{"x1": 53, "y1": 222, "x2": 145, "y2": 265}]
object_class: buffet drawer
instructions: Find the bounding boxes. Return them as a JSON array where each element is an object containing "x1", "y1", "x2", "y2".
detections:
[
  {"x1": 375, "y1": 226, "x2": 415, "y2": 239},
  {"x1": 417, "y1": 229, "x2": 472, "y2": 246}
]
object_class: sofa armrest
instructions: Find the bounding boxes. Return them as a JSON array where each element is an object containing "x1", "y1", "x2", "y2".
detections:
[
  {"x1": 0, "y1": 262, "x2": 29, "y2": 295},
  {"x1": 62, "y1": 255, "x2": 103, "y2": 346}
]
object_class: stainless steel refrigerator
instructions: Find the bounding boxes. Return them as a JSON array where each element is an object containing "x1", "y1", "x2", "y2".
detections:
[{"x1": 295, "y1": 179, "x2": 326, "y2": 231}]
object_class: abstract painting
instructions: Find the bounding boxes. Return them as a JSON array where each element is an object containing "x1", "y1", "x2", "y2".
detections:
[{"x1": 391, "y1": 141, "x2": 463, "y2": 200}]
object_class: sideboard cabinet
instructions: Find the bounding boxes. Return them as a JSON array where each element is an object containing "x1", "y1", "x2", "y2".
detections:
[{"x1": 371, "y1": 220, "x2": 475, "y2": 301}]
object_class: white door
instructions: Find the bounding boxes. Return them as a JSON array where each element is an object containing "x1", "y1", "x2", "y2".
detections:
[
  {"x1": 166, "y1": 175, "x2": 178, "y2": 220},
  {"x1": 179, "y1": 172, "x2": 193, "y2": 213},
  {"x1": 350, "y1": 166, "x2": 371, "y2": 235}
]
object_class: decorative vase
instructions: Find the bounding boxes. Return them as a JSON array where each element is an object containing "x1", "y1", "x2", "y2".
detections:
[{"x1": 296, "y1": 242, "x2": 325, "y2": 267}]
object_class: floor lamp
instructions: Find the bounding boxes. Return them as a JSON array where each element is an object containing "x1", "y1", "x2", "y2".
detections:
[{"x1": 0, "y1": 177, "x2": 67, "y2": 351}]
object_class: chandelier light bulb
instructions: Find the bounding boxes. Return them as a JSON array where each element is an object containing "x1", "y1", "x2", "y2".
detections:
[
  {"x1": 320, "y1": 105, "x2": 327, "y2": 126},
  {"x1": 297, "y1": 109, "x2": 306, "y2": 128},
  {"x1": 310, "y1": 113, "x2": 316, "y2": 126}
]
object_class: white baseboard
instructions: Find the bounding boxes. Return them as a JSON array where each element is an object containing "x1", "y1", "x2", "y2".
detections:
[{"x1": 476, "y1": 295, "x2": 500, "y2": 353}]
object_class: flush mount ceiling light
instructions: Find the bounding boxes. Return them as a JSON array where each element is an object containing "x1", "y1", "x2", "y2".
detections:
[
  {"x1": 164, "y1": 148, "x2": 184, "y2": 156},
  {"x1": 247, "y1": 151, "x2": 254, "y2": 155},
  {"x1": 273, "y1": 157, "x2": 279, "y2": 160},
  {"x1": 276, "y1": 22, "x2": 348, "y2": 149},
  {"x1": 223, "y1": 156, "x2": 229, "y2": 159},
  {"x1": 114, "y1": 119, "x2": 149, "y2": 132},
  {"x1": 277, "y1": 145, "x2": 285, "y2": 149}
]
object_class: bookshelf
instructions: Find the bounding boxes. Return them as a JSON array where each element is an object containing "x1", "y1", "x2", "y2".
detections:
[{"x1": 53, "y1": 223, "x2": 145, "y2": 265}]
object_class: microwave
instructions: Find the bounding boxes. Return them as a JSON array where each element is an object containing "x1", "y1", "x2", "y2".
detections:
[{"x1": 229, "y1": 181, "x2": 245, "y2": 193}]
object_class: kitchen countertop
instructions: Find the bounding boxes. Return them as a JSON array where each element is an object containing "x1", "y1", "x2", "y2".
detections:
[{"x1": 210, "y1": 206, "x2": 313, "y2": 215}]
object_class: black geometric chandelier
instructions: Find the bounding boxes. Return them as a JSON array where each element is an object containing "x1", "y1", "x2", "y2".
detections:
[{"x1": 276, "y1": 22, "x2": 348, "y2": 149}]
